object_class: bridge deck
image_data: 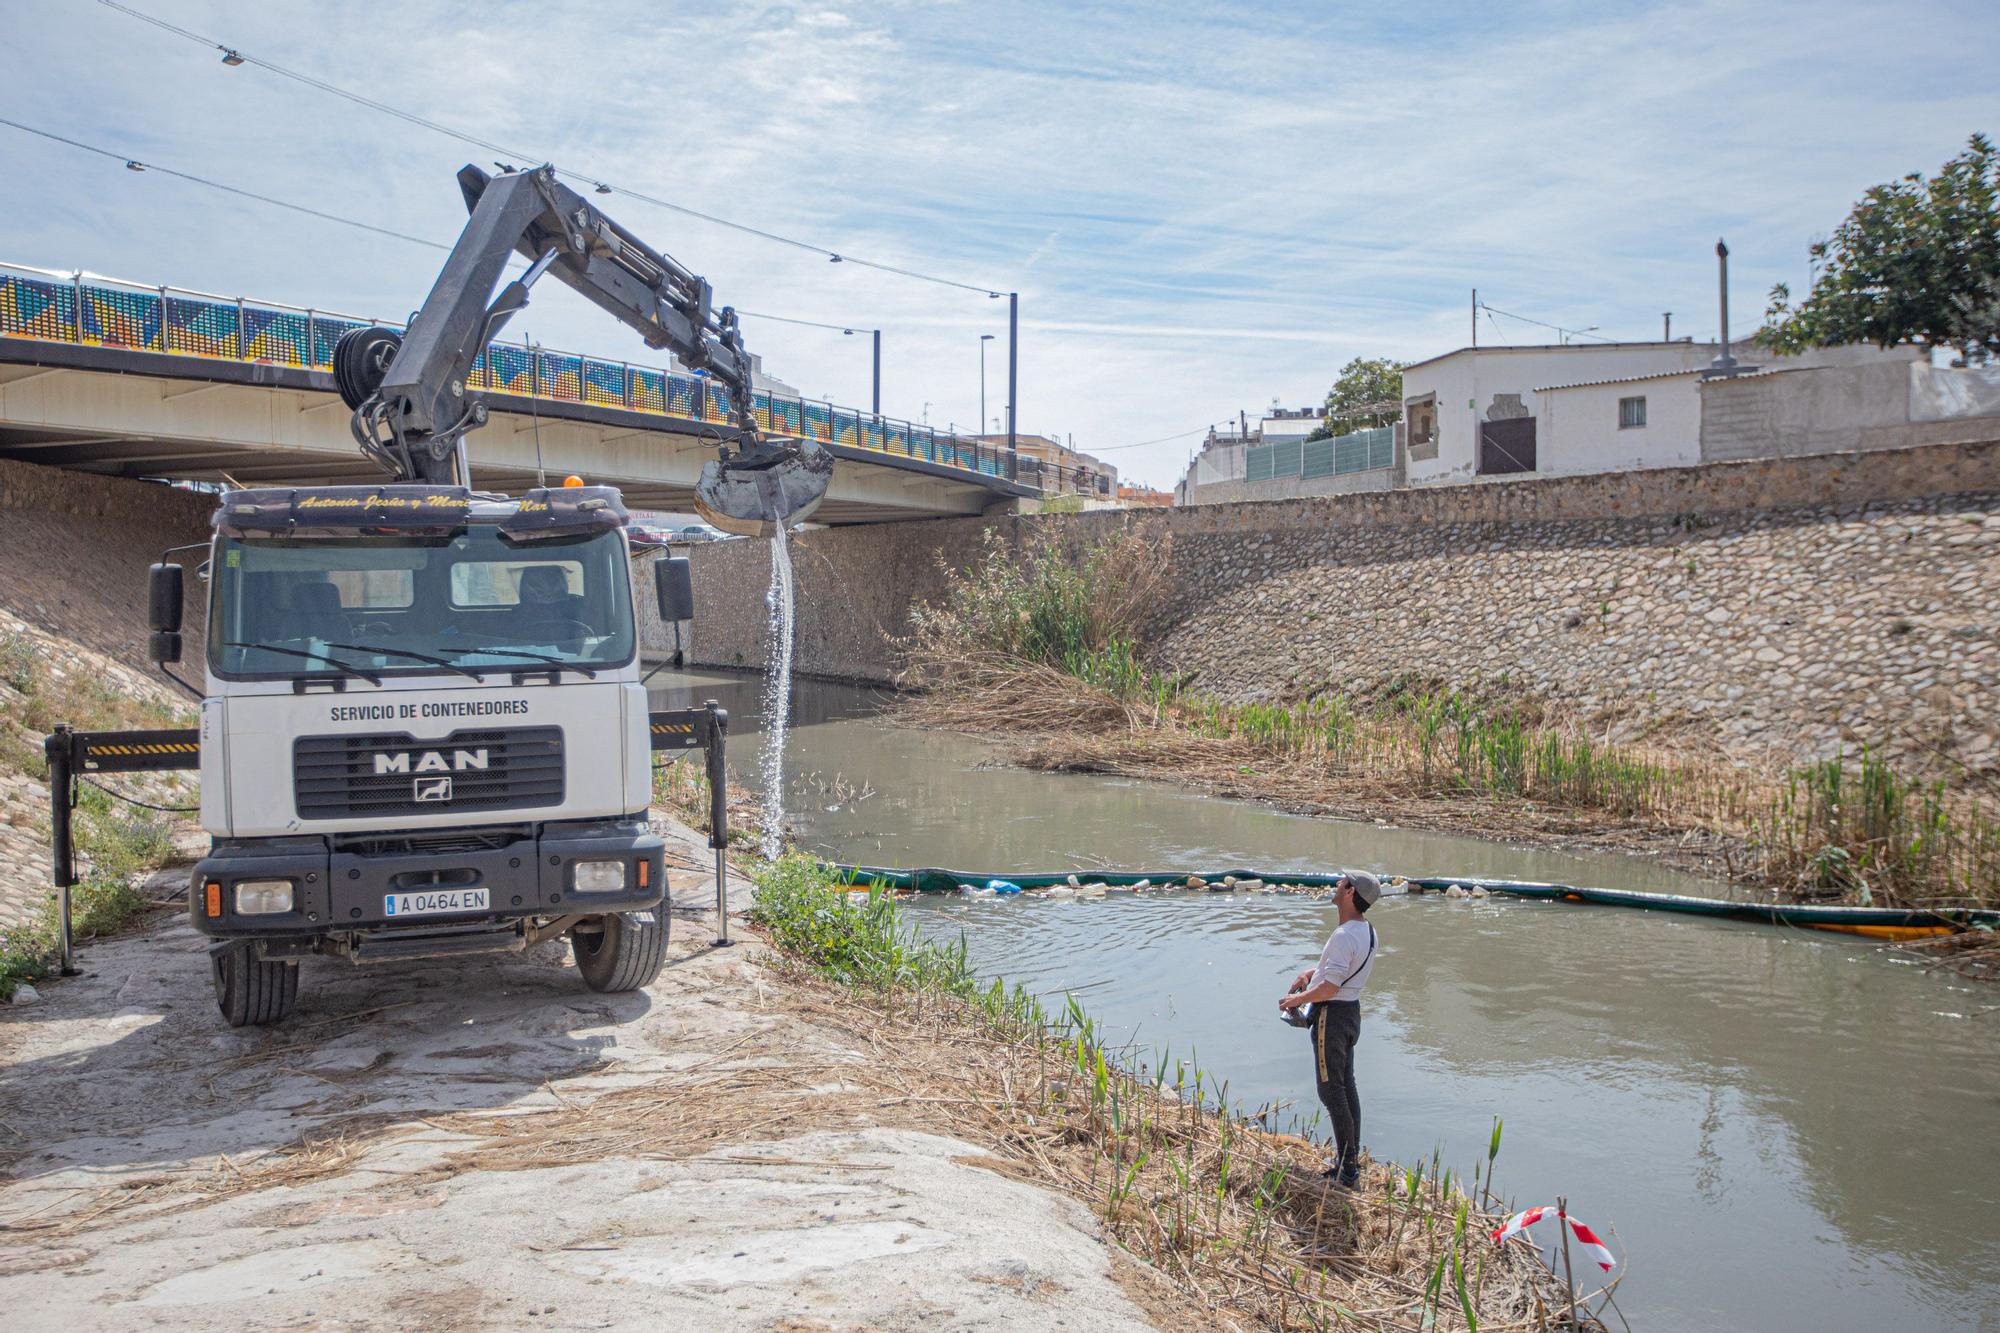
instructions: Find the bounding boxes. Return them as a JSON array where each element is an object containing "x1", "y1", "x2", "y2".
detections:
[{"x1": 0, "y1": 264, "x2": 1031, "y2": 523}]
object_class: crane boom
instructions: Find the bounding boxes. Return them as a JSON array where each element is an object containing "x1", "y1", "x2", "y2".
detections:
[{"x1": 334, "y1": 164, "x2": 830, "y2": 534}]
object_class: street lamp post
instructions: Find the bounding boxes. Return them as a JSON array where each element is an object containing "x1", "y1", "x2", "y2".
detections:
[
  {"x1": 979, "y1": 334, "x2": 995, "y2": 441},
  {"x1": 1006, "y1": 292, "x2": 1018, "y2": 455}
]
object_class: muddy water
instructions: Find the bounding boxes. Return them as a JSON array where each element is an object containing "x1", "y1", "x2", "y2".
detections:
[{"x1": 649, "y1": 670, "x2": 2000, "y2": 1331}]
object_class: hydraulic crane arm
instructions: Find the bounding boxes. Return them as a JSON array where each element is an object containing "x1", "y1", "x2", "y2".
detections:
[{"x1": 334, "y1": 164, "x2": 830, "y2": 533}]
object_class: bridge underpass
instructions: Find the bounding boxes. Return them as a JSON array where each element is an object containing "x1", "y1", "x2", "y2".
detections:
[{"x1": 0, "y1": 264, "x2": 1035, "y2": 523}]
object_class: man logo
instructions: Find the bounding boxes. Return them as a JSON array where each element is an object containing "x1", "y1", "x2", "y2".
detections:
[
  {"x1": 414, "y1": 776, "x2": 454, "y2": 802},
  {"x1": 373, "y1": 748, "x2": 490, "y2": 776}
]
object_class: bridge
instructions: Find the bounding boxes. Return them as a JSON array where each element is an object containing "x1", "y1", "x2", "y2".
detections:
[{"x1": 0, "y1": 262, "x2": 1035, "y2": 524}]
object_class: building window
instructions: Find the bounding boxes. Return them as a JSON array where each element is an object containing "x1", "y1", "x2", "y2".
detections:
[
  {"x1": 1618, "y1": 396, "x2": 1647, "y2": 429},
  {"x1": 1405, "y1": 394, "x2": 1438, "y2": 461}
]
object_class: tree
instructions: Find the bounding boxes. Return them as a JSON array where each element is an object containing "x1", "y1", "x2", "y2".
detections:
[
  {"x1": 1311, "y1": 357, "x2": 1404, "y2": 439},
  {"x1": 1761, "y1": 133, "x2": 2000, "y2": 362}
]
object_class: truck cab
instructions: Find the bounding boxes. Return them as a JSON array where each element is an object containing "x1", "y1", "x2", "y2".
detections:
[{"x1": 177, "y1": 482, "x2": 672, "y2": 1024}]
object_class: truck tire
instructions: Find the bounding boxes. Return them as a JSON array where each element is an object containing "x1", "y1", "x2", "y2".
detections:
[
  {"x1": 211, "y1": 942, "x2": 300, "y2": 1027},
  {"x1": 572, "y1": 910, "x2": 668, "y2": 993}
]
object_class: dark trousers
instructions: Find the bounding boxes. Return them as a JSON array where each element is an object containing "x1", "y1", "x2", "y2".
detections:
[{"x1": 1313, "y1": 999, "x2": 1362, "y2": 1170}]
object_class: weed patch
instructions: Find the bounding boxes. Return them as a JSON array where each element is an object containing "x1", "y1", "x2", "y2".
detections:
[{"x1": 0, "y1": 629, "x2": 193, "y2": 998}]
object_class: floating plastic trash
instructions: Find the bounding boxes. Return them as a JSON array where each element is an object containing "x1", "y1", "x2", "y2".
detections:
[{"x1": 986, "y1": 879, "x2": 1023, "y2": 895}]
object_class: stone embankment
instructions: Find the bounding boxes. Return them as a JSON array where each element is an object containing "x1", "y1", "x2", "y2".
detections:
[
  {"x1": 0, "y1": 457, "x2": 213, "y2": 672},
  {"x1": 687, "y1": 438, "x2": 2000, "y2": 777},
  {"x1": 1156, "y1": 491, "x2": 1999, "y2": 773}
]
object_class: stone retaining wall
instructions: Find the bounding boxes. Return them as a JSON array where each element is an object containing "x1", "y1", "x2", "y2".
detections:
[
  {"x1": 684, "y1": 438, "x2": 2000, "y2": 773},
  {"x1": 1155, "y1": 490, "x2": 1998, "y2": 772},
  {"x1": 0, "y1": 458, "x2": 214, "y2": 671}
]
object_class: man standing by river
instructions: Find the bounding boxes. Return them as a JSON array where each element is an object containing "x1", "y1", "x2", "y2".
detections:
[{"x1": 1279, "y1": 871, "x2": 1381, "y2": 1187}]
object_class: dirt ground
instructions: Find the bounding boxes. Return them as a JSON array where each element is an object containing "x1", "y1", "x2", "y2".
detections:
[{"x1": 0, "y1": 818, "x2": 1183, "y2": 1332}]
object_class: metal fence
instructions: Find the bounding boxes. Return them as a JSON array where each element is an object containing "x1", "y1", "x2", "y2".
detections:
[
  {"x1": 0, "y1": 260, "x2": 1018, "y2": 484},
  {"x1": 1244, "y1": 426, "x2": 1395, "y2": 483}
]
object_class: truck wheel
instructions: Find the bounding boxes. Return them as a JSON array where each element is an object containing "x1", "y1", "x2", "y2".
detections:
[
  {"x1": 211, "y1": 942, "x2": 300, "y2": 1027},
  {"x1": 572, "y1": 910, "x2": 668, "y2": 993}
]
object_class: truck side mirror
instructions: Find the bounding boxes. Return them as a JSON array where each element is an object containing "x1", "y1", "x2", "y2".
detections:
[
  {"x1": 148, "y1": 563, "x2": 184, "y2": 663},
  {"x1": 149, "y1": 563, "x2": 184, "y2": 632},
  {"x1": 655, "y1": 556, "x2": 695, "y2": 624}
]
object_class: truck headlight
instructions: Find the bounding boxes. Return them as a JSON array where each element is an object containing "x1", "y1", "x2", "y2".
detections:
[
  {"x1": 234, "y1": 880, "x2": 295, "y2": 915},
  {"x1": 573, "y1": 860, "x2": 628, "y2": 893}
]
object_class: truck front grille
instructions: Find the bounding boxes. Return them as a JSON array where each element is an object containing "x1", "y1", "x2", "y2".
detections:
[
  {"x1": 332, "y1": 826, "x2": 533, "y2": 856},
  {"x1": 293, "y1": 728, "x2": 564, "y2": 820}
]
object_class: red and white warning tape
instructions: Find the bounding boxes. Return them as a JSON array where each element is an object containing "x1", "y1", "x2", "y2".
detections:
[{"x1": 1490, "y1": 1205, "x2": 1616, "y2": 1272}]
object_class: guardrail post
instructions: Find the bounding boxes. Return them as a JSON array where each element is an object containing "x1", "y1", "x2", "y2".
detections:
[
  {"x1": 704, "y1": 700, "x2": 732, "y2": 947},
  {"x1": 71, "y1": 273, "x2": 83, "y2": 344},
  {"x1": 44, "y1": 726, "x2": 79, "y2": 977},
  {"x1": 158, "y1": 286, "x2": 170, "y2": 353},
  {"x1": 306, "y1": 308, "x2": 316, "y2": 368}
]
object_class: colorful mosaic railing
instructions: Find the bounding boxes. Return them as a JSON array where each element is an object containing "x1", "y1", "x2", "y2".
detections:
[{"x1": 0, "y1": 262, "x2": 1018, "y2": 484}]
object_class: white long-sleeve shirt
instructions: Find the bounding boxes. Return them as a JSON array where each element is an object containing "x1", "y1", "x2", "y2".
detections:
[{"x1": 1308, "y1": 919, "x2": 1378, "y2": 1000}]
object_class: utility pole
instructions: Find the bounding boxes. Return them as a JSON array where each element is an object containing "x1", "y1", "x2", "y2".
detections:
[
  {"x1": 1006, "y1": 292, "x2": 1018, "y2": 454},
  {"x1": 1472, "y1": 288, "x2": 1478, "y2": 348},
  {"x1": 871, "y1": 329, "x2": 881, "y2": 415},
  {"x1": 1710, "y1": 239, "x2": 1738, "y2": 376},
  {"x1": 1663, "y1": 312, "x2": 1672, "y2": 341}
]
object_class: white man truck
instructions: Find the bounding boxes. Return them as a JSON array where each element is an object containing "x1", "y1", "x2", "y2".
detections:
[{"x1": 45, "y1": 163, "x2": 830, "y2": 1025}]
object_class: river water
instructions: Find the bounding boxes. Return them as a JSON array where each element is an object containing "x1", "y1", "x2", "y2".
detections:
[{"x1": 648, "y1": 669, "x2": 2000, "y2": 1331}]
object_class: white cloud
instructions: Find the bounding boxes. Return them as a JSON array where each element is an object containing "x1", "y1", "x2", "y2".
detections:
[{"x1": 0, "y1": 0, "x2": 1990, "y2": 485}]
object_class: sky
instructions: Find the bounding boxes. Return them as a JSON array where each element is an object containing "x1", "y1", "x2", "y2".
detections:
[{"x1": 2, "y1": 1, "x2": 1993, "y2": 488}]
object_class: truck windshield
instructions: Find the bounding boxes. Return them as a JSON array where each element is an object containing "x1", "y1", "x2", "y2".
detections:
[{"x1": 208, "y1": 527, "x2": 636, "y2": 679}]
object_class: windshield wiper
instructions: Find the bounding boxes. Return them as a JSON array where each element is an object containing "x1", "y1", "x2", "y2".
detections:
[
  {"x1": 435, "y1": 645, "x2": 597, "y2": 679},
  {"x1": 224, "y1": 641, "x2": 383, "y2": 685},
  {"x1": 324, "y1": 642, "x2": 487, "y2": 682}
]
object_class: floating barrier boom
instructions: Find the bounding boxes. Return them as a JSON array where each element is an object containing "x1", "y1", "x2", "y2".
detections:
[{"x1": 823, "y1": 864, "x2": 1998, "y2": 943}]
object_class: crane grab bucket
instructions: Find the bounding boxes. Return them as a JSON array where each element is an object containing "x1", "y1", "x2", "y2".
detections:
[{"x1": 694, "y1": 437, "x2": 833, "y2": 537}]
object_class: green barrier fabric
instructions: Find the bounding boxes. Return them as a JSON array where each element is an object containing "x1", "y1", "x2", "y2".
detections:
[{"x1": 824, "y1": 863, "x2": 1999, "y2": 930}]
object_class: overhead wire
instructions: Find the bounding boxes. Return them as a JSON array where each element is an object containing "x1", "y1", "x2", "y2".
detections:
[
  {"x1": 1086, "y1": 423, "x2": 1215, "y2": 452},
  {"x1": 737, "y1": 310, "x2": 867, "y2": 334},
  {"x1": 1476, "y1": 300, "x2": 1616, "y2": 343},
  {"x1": 94, "y1": 0, "x2": 1007, "y2": 296},
  {"x1": 0, "y1": 115, "x2": 901, "y2": 343},
  {"x1": 0, "y1": 116, "x2": 447, "y2": 252}
]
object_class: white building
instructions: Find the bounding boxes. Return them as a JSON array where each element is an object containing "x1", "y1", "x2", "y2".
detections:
[
  {"x1": 1258, "y1": 407, "x2": 1325, "y2": 443},
  {"x1": 1401, "y1": 342, "x2": 1722, "y2": 485},
  {"x1": 1178, "y1": 341, "x2": 1960, "y2": 507},
  {"x1": 1401, "y1": 341, "x2": 1921, "y2": 485}
]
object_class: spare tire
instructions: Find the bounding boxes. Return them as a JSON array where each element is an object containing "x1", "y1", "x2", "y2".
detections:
[{"x1": 332, "y1": 325, "x2": 402, "y2": 411}]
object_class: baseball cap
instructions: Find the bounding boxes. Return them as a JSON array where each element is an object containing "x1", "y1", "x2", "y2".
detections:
[{"x1": 1342, "y1": 870, "x2": 1382, "y2": 907}]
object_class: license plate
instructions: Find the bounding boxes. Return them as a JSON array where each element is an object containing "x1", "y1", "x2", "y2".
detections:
[{"x1": 383, "y1": 888, "x2": 491, "y2": 918}]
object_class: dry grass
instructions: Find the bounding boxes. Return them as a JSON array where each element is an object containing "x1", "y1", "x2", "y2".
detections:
[
  {"x1": 1003, "y1": 717, "x2": 1752, "y2": 870},
  {"x1": 1894, "y1": 929, "x2": 2000, "y2": 983}
]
